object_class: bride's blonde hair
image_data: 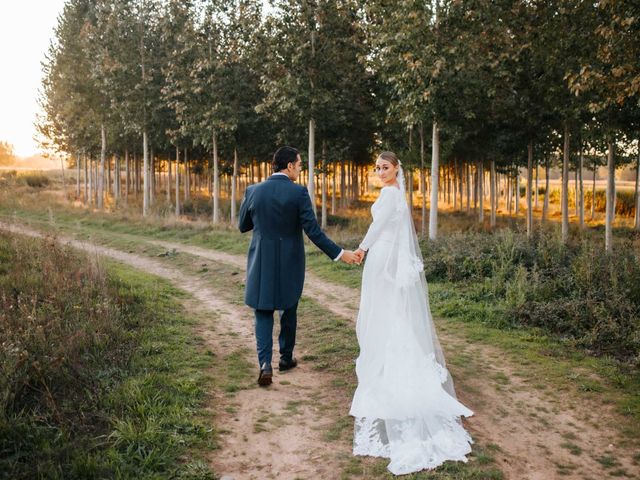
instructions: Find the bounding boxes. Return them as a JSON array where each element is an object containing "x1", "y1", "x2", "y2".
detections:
[{"x1": 377, "y1": 151, "x2": 399, "y2": 166}]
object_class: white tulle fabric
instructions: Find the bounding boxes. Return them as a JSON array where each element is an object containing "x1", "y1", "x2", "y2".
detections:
[{"x1": 350, "y1": 167, "x2": 474, "y2": 475}]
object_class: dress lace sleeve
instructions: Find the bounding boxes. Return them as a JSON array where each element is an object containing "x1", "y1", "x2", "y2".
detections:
[{"x1": 359, "y1": 187, "x2": 400, "y2": 251}]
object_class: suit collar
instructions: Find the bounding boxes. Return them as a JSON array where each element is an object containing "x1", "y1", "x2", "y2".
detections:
[{"x1": 268, "y1": 174, "x2": 293, "y2": 182}]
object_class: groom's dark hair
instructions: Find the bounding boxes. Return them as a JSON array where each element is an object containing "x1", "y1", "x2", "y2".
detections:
[{"x1": 272, "y1": 146, "x2": 300, "y2": 172}]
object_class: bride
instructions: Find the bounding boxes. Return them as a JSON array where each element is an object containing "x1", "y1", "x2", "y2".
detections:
[{"x1": 350, "y1": 151, "x2": 474, "y2": 475}]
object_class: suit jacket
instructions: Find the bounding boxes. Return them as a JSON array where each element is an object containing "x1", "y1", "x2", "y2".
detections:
[{"x1": 238, "y1": 174, "x2": 341, "y2": 310}]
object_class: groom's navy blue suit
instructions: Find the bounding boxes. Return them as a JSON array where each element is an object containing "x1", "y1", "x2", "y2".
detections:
[{"x1": 239, "y1": 174, "x2": 342, "y2": 367}]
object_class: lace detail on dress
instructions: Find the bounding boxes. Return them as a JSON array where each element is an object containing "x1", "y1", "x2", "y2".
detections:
[{"x1": 353, "y1": 414, "x2": 474, "y2": 475}]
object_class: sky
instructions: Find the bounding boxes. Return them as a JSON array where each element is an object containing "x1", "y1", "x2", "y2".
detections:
[{"x1": 0, "y1": 1, "x2": 67, "y2": 157}]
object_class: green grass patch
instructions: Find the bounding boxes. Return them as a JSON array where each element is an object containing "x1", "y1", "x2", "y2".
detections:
[{"x1": 0, "y1": 232, "x2": 216, "y2": 479}]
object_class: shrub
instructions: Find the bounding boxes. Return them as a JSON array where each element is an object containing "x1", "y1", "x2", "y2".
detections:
[
  {"x1": 422, "y1": 227, "x2": 640, "y2": 364},
  {"x1": 21, "y1": 173, "x2": 50, "y2": 188}
]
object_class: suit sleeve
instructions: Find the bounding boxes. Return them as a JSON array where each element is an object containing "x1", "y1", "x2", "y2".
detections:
[
  {"x1": 238, "y1": 187, "x2": 254, "y2": 233},
  {"x1": 359, "y1": 188, "x2": 398, "y2": 251},
  {"x1": 298, "y1": 187, "x2": 342, "y2": 259}
]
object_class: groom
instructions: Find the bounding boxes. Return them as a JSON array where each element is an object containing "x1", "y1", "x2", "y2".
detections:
[{"x1": 239, "y1": 146, "x2": 359, "y2": 386}]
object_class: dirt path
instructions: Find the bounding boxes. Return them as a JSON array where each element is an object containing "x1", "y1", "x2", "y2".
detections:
[
  {"x1": 0, "y1": 222, "x2": 350, "y2": 479},
  {"x1": 2, "y1": 221, "x2": 638, "y2": 479}
]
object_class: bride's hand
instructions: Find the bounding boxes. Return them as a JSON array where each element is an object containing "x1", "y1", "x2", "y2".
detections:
[{"x1": 354, "y1": 248, "x2": 366, "y2": 264}]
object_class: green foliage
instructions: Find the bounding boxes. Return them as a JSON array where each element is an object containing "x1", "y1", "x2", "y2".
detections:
[
  {"x1": 422, "y1": 227, "x2": 640, "y2": 364},
  {"x1": 0, "y1": 233, "x2": 214, "y2": 479}
]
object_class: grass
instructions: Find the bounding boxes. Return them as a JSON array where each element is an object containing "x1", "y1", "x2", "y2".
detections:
[{"x1": 0, "y1": 232, "x2": 216, "y2": 479}]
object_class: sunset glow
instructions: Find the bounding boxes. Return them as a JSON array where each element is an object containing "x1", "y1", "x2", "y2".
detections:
[{"x1": 0, "y1": 1, "x2": 66, "y2": 157}]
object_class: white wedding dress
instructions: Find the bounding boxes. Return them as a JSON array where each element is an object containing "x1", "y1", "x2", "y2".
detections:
[{"x1": 350, "y1": 169, "x2": 474, "y2": 475}]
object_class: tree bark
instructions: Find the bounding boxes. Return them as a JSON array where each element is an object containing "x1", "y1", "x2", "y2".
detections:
[
  {"x1": 212, "y1": 130, "x2": 220, "y2": 223},
  {"x1": 543, "y1": 156, "x2": 550, "y2": 222},
  {"x1": 124, "y1": 149, "x2": 129, "y2": 204},
  {"x1": 98, "y1": 123, "x2": 106, "y2": 210},
  {"x1": 579, "y1": 143, "x2": 585, "y2": 228},
  {"x1": 561, "y1": 122, "x2": 570, "y2": 242},
  {"x1": 429, "y1": 121, "x2": 439, "y2": 240},
  {"x1": 115, "y1": 154, "x2": 121, "y2": 202},
  {"x1": 591, "y1": 159, "x2": 597, "y2": 220},
  {"x1": 321, "y1": 141, "x2": 328, "y2": 229},
  {"x1": 88, "y1": 156, "x2": 93, "y2": 207},
  {"x1": 515, "y1": 166, "x2": 520, "y2": 214},
  {"x1": 331, "y1": 161, "x2": 336, "y2": 215},
  {"x1": 184, "y1": 148, "x2": 190, "y2": 202},
  {"x1": 308, "y1": 118, "x2": 316, "y2": 217},
  {"x1": 605, "y1": 140, "x2": 615, "y2": 252},
  {"x1": 231, "y1": 147, "x2": 238, "y2": 223},
  {"x1": 478, "y1": 160, "x2": 484, "y2": 223},
  {"x1": 420, "y1": 122, "x2": 426, "y2": 236},
  {"x1": 76, "y1": 152, "x2": 81, "y2": 197},
  {"x1": 534, "y1": 158, "x2": 539, "y2": 209},
  {"x1": 490, "y1": 159, "x2": 496, "y2": 229},
  {"x1": 526, "y1": 141, "x2": 533, "y2": 237},
  {"x1": 167, "y1": 151, "x2": 172, "y2": 204},
  {"x1": 83, "y1": 152, "x2": 88, "y2": 204},
  {"x1": 175, "y1": 147, "x2": 181, "y2": 216},
  {"x1": 143, "y1": 130, "x2": 149, "y2": 216}
]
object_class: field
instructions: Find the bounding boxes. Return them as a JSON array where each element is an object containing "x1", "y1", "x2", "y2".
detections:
[{"x1": 0, "y1": 169, "x2": 639, "y2": 480}]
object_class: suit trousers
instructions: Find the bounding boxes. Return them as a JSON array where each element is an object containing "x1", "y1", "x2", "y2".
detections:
[{"x1": 254, "y1": 302, "x2": 298, "y2": 367}]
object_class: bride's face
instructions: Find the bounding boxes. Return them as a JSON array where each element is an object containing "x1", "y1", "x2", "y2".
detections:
[{"x1": 375, "y1": 159, "x2": 399, "y2": 186}]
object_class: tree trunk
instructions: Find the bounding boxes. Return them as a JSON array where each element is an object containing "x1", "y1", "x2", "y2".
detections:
[
  {"x1": 184, "y1": 148, "x2": 190, "y2": 202},
  {"x1": 76, "y1": 152, "x2": 81, "y2": 197},
  {"x1": 490, "y1": 159, "x2": 496, "y2": 229},
  {"x1": 605, "y1": 140, "x2": 615, "y2": 252},
  {"x1": 149, "y1": 148, "x2": 155, "y2": 206},
  {"x1": 107, "y1": 153, "x2": 111, "y2": 198},
  {"x1": 321, "y1": 141, "x2": 327, "y2": 229},
  {"x1": 515, "y1": 166, "x2": 520, "y2": 214},
  {"x1": 543, "y1": 156, "x2": 550, "y2": 222},
  {"x1": 115, "y1": 154, "x2": 121, "y2": 202},
  {"x1": 231, "y1": 147, "x2": 238, "y2": 223},
  {"x1": 420, "y1": 122, "x2": 426, "y2": 236},
  {"x1": 526, "y1": 141, "x2": 533, "y2": 237},
  {"x1": 534, "y1": 158, "x2": 539, "y2": 209},
  {"x1": 167, "y1": 151, "x2": 172, "y2": 204},
  {"x1": 331, "y1": 161, "x2": 336, "y2": 215},
  {"x1": 561, "y1": 122, "x2": 570, "y2": 242},
  {"x1": 429, "y1": 121, "x2": 439, "y2": 240},
  {"x1": 175, "y1": 147, "x2": 181, "y2": 216},
  {"x1": 83, "y1": 152, "x2": 88, "y2": 204},
  {"x1": 466, "y1": 162, "x2": 471, "y2": 214},
  {"x1": 212, "y1": 130, "x2": 219, "y2": 223},
  {"x1": 88, "y1": 157, "x2": 93, "y2": 207},
  {"x1": 98, "y1": 123, "x2": 106, "y2": 209},
  {"x1": 478, "y1": 160, "x2": 484, "y2": 223},
  {"x1": 579, "y1": 143, "x2": 585, "y2": 228},
  {"x1": 124, "y1": 149, "x2": 129, "y2": 204},
  {"x1": 340, "y1": 160, "x2": 346, "y2": 207},
  {"x1": 143, "y1": 130, "x2": 149, "y2": 216},
  {"x1": 308, "y1": 118, "x2": 316, "y2": 217}
]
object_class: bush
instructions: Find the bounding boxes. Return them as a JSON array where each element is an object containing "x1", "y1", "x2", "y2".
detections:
[
  {"x1": 0, "y1": 233, "x2": 148, "y2": 477},
  {"x1": 584, "y1": 189, "x2": 636, "y2": 217},
  {"x1": 422, "y1": 227, "x2": 640, "y2": 364},
  {"x1": 21, "y1": 173, "x2": 50, "y2": 188}
]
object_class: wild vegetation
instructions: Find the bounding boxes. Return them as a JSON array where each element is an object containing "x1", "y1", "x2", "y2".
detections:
[{"x1": 0, "y1": 230, "x2": 215, "y2": 479}]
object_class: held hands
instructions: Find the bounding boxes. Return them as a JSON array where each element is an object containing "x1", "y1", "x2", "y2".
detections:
[{"x1": 340, "y1": 249, "x2": 366, "y2": 265}]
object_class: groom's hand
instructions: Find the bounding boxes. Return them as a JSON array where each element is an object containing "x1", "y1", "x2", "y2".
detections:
[
  {"x1": 340, "y1": 250, "x2": 359, "y2": 265},
  {"x1": 354, "y1": 248, "x2": 365, "y2": 264}
]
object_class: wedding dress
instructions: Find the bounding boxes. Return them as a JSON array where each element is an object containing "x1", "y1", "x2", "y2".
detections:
[{"x1": 350, "y1": 166, "x2": 474, "y2": 475}]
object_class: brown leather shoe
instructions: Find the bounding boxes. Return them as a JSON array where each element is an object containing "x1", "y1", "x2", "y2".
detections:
[{"x1": 258, "y1": 363, "x2": 273, "y2": 386}]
